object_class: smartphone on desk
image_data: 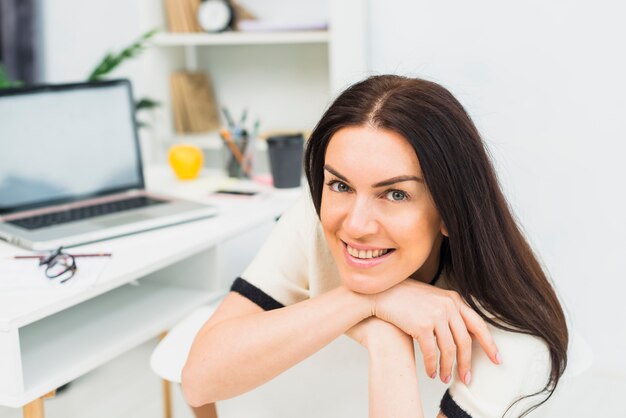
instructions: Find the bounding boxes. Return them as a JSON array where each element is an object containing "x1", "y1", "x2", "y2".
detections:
[{"x1": 212, "y1": 189, "x2": 259, "y2": 197}]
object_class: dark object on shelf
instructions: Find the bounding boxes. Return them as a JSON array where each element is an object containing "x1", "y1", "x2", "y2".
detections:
[
  {"x1": 0, "y1": 0, "x2": 37, "y2": 85},
  {"x1": 267, "y1": 134, "x2": 304, "y2": 188},
  {"x1": 197, "y1": 0, "x2": 235, "y2": 33}
]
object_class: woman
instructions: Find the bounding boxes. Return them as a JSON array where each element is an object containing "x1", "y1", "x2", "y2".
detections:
[{"x1": 182, "y1": 75, "x2": 568, "y2": 418}]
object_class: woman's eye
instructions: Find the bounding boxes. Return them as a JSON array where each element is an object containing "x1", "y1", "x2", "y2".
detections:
[
  {"x1": 385, "y1": 190, "x2": 408, "y2": 201},
  {"x1": 330, "y1": 181, "x2": 350, "y2": 192}
]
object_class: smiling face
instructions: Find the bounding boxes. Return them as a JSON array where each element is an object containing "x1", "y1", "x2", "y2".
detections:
[{"x1": 320, "y1": 125, "x2": 447, "y2": 294}]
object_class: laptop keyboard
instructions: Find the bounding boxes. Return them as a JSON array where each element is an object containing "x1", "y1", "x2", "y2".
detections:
[{"x1": 8, "y1": 196, "x2": 167, "y2": 230}]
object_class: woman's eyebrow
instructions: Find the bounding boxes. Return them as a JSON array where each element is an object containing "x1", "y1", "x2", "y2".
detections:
[
  {"x1": 372, "y1": 175, "x2": 423, "y2": 187},
  {"x1": 324, "y1": 165, "x2": 423, "y2": 187}
]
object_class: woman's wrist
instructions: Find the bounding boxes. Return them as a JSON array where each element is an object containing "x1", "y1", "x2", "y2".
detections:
[
  {"x1": 366, "y1": 322, "x2": 412, "y2": 356},
  {"x1": 337, "y1": 283, "x2": 376, "y2": 321},
  {"x1": 367, "y1": 326, "x2": 422, "y2": 418}
]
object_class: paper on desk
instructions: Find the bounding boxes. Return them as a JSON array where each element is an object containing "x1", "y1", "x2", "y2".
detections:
[{"x1": 0, "y1": 257, "x2": 111, "y2": 290}]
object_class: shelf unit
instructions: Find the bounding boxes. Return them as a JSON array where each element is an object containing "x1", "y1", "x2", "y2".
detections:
[
  {"x1": 152, "y1": 30, "x2": 330, "y2": 46},
  {"x1": 18, "y1": 282, "x2": 223, "y2": 406},
  {"x1": 138, "y1": 0, "x2": 368, "y2": 167},
  {"x1": 168, "y1": 131, "x2": 268, "y2": 151}
]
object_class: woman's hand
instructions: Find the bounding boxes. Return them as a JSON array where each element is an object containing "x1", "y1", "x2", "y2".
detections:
[{"x1": 372, "y1": 279, "x2": 501, "y2": 385}]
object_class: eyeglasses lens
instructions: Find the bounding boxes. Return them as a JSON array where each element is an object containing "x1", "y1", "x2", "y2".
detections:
[{"x1": 45, "y1": 254, "x2": 76, "y2": 282}]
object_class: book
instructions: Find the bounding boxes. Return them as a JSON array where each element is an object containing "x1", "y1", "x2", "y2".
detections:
[
  {"x1": 163, "y1": 0, "x2": 203, "y2": 32},
  {"x1": 170, "y1": 71, "x2": 220, "y2": 133}
]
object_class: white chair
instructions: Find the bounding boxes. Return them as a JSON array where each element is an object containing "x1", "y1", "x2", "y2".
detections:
[
  {"x1": 150, "y1": 302, "x2": 452, "y2": 418},
  {"x1": 149, "y1": 298, "x2": 373, "y2": 418},
  {"x1": 151, "y1": 301, "x2": 223, "y2": 418}
]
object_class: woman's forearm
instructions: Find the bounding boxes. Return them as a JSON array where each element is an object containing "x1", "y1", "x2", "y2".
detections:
[
  {"x1": 182, "y1": 286, "x2": 372, "y2": 407},
  {"x1": 368, "y1": 331, "x2": 423, "y2": 418}
]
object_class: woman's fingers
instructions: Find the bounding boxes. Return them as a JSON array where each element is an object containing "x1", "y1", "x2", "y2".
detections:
[
  {"x1": 449, "y1": 314, "x2": 473, "y2": 383},
  {"x1": 434, "y1": 323, "x2": 456, "y2": 383},
  {"x1": 416, "y1": 331, "x2": 439, "y2": 379},
  {"x1": 460, "y1": 304, "x2": 501, "y2": 365},
  {"x1": 374, "y1": 281, "x2": 501, "y2": 384}
]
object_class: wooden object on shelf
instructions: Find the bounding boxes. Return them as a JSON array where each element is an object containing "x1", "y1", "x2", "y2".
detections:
[
  {"x1": 163, "y1": 0, "x2": 203, "y2": 32},
  {"x1": 170, "y1": 71, "x2": 220, "y2": 133}
]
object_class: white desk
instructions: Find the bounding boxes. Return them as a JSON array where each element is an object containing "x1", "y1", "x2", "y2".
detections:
[{"x1": 0, "y1": 166, "x2": 301, "y2": 415}]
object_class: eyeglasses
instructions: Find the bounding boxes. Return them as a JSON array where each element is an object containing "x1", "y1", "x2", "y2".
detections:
[
  {"x1": 39, "y1": 247, "x2": 77, "y2": 283},
  {"x1": 13, "y1": 246, "x2": 112, "y2": 285}
]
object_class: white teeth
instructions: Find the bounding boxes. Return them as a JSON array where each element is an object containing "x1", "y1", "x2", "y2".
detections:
[{"x1": 346, "y1": 244, "x2": 390, "y2": 259}]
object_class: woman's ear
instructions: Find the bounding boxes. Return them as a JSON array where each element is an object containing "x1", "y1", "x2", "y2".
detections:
[{"x1": 440, "y1": 222, "x2": 448, "y2": 237}]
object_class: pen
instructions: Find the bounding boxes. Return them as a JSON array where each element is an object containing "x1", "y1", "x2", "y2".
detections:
[
  {"x1": 12, "y1": 253, "x2": 112, "y2": 259},
  {"x1": 245, "y1": 120, "x2": 260, "y2": 175},
  {"x1": 251, "y1": 119, "x2": 260, "y2": 140},
  {"x1": 221, "y1": 107, "x2": 236, "y2": 130},
  {"x1": 239, "y1": 107, "x2": 248, "y2": 126}
]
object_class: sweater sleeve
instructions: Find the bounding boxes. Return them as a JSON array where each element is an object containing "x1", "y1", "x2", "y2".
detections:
[
  {"x1": 440, "y1": 325, "x2": 551, "y2": 418},
  {"x1": 231, "y1": 195, "x2": 314, "y2": 310}
]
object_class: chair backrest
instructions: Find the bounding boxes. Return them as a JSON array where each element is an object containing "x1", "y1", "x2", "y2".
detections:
[{"x1": 216, "y1": 335, "x2": 449, "y2": 418}]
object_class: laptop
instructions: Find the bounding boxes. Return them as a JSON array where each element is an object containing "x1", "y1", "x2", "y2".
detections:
[{"x1": 0, "y1": 79, "x2": 217, "y2": 251}]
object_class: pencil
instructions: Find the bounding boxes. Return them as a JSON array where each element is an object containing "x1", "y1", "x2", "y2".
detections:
[{"x1": 12, "y1": 253, "x2": 112, "y2": 259}]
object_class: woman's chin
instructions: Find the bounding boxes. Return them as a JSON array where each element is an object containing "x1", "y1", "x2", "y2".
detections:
[{"x1": 340, "y1": 271, "x2": 394, "y2": 295}]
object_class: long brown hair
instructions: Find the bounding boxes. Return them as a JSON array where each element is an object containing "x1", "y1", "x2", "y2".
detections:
[{"x1": 304, "y1": 75, "x2": 568, "y2": 416}]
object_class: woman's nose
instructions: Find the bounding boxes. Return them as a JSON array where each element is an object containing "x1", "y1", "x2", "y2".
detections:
[{"x1": 343, "y1": 197, "x2": 379, "y2": 238}]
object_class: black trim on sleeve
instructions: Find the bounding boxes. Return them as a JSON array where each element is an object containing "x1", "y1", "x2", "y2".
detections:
[
  {"x1": 230, "y1": 277, "x2": 285, "y2": 311},
  {"x1": 440, "y1": 389, "x2": 472, "y2": 418}
]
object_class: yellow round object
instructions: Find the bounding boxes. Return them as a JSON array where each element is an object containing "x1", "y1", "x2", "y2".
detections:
[{"x1": 168, "y1": 144, "x2": 204, "y2": 180}]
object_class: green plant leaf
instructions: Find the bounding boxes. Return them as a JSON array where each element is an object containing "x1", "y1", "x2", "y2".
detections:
[
  {"x1": 87, "y1": 28, "x2": 159, "y2": 81},
  {"x1": 135, "y1": 97, "x2": 160, "y2": 110},
  {"x1": 0, "y1": 63, "x2": 23, "y2": 88}
]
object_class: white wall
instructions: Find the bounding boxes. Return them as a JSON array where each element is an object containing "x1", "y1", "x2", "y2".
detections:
[
  {"x1": 369, "y1": 0, "x2": 626, "y2": 374},
  {"x1": 39, "y1": 0, "x2": 170, "y2": 163}
]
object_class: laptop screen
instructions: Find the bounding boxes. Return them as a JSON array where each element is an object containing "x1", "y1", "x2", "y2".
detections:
[{"x1": 0, "y1": 80, "x2": 144, "y2": 215}]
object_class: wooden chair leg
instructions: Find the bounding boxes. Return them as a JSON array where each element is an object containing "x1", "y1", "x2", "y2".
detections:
[
  {"x1": 23, "y1": 390, "x2": 55, "y2": 418},
  {"x1": 192, "y1": 402, "x2": 218, "y2": 418},
  {"x1": 22, "y1": 398, "x2": 44, "y2": 418},
  {"x1": 157, "y1": 331, "x2": 217, "y2": 418},
  {"x1": 162, "y1": 378, "x2": 173, "y2": 418},
  {"x1": 158, "y1": 331, "x2": 174, "y2": 418}
]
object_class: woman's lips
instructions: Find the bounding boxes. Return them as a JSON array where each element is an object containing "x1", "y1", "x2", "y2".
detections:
[{"x1": 341, "y1": 241, "x2": 395, "y2": 268}]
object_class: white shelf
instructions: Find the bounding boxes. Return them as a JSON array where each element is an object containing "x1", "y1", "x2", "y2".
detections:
[
  {"x1": 166, "y1": 132, "x2": 268, "y2": 151},
  {"x1": 152, "y1": 31, "x2": 329, "y2": 46},
  {"x1": 15, "y1": 282, "x2": 222, "y2": 407}
]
